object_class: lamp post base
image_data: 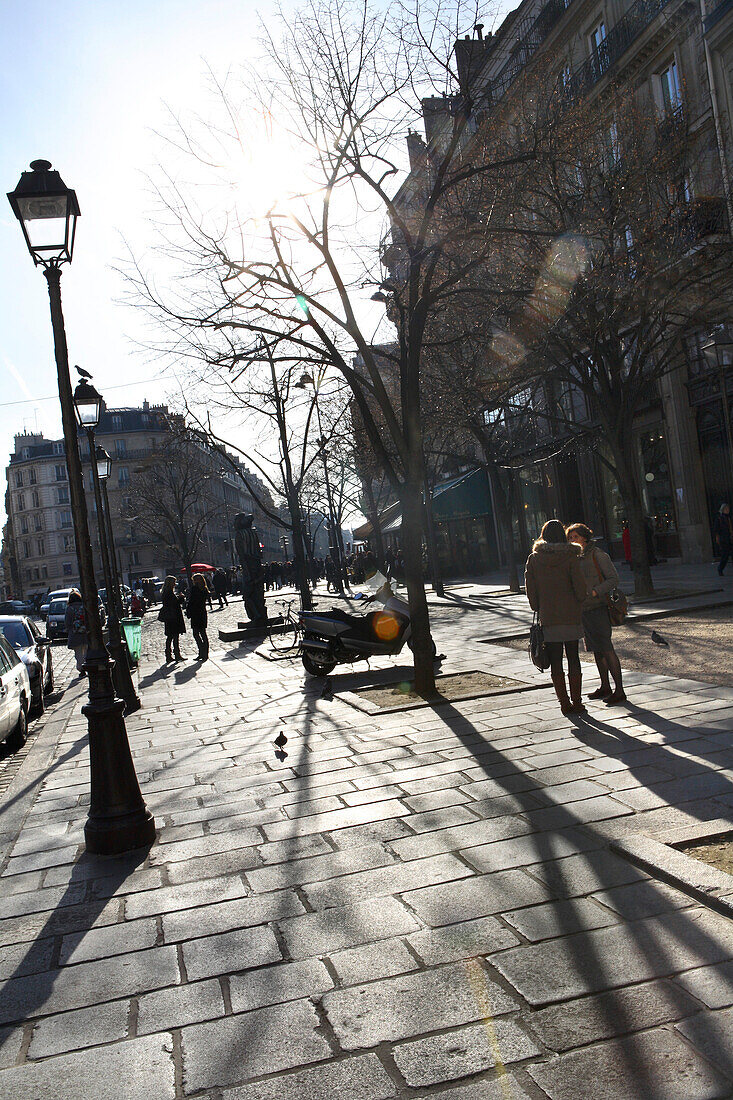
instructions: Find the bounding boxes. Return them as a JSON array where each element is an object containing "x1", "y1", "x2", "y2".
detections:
[
  {"x1": 109, "y1": 638, "x2": 142, "y2": 715},
  {"x1": 82, "y1": 662, "x2": 155, "y2": 855}
]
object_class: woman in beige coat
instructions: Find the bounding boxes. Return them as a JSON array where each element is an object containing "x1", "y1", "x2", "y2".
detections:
[
  {"x1": 567, "y1": 523, "x2": 626, "y2": 704},
  {"x1": 525, "y1": 519, "x2": 588, "y2": 715}
]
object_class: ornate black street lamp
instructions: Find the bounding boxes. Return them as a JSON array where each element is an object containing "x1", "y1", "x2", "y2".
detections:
[
  {"x1": 73, "y1": 381, "x2": 141, "y2": 715},
  {"x1": 8, "y1": 160, "x2": 154, "y2": 854}
]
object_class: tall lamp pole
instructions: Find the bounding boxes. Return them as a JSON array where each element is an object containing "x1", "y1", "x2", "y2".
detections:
[
  {"x1": 7, "y1": 160, "x2": 154, "y2": 854},
  {"x1": 97, "y1": 449, "x2": 125, "y2": 620},
  {"x1": 73, "y1": 386, "x2": 141, "y2": 716}
]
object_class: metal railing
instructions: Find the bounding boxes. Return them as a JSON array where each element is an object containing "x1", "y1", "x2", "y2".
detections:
[{"x1": 566, "y1": 0, "x2": 676, "y2": 97}]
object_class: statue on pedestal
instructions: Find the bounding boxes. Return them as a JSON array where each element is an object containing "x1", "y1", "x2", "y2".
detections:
[{"x1": 234, "y1": 513, "x2": 267, "y2": 626}]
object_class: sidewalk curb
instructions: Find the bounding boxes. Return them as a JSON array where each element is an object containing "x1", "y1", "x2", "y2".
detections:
[{"x1": 0, "y1": 679, "x2": 85, "y2": 871}]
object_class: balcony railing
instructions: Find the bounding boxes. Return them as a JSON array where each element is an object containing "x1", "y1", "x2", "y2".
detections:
[
  {"x1": 567, "y1": 0, "x2": 676, "y2": 97},
  {"x1": 488, "y1": 0, "x2": 573, "y2": 104}
]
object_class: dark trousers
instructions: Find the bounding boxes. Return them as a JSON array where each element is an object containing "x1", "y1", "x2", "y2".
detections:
[
  {"x1": 192, "y1": 625, "x2": 209, "y2": 659},
  {"x1": 165, "y1": 633, "x2": 183, "y2": 661},
  {"x1": 719, "y1": 546, "x2": 731, "y2": 575}
]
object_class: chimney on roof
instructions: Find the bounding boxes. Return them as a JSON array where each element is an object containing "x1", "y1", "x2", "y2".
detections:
[
  {"x1": 406, "y1": 128, "x2": 428, "y2": 170},
  {"x1": 142, "y1": 399, "x2": 150, "y2": 411},
  {"x1": 454, "y1": 26, "x2": 493, "y2": 96}
]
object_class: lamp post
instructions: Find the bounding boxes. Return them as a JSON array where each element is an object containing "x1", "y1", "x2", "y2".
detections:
[
  {"x1": 97, "y1": 449, "x2": 126, "y2": 616},
  {"x1": 73, "y1": 384, "x2": 141, "y2": 715},
  {"x1": 8, "y1": 160, "x2": 154, "y2": 854},
  {"x1": 295, "y1": 370, "x2": 346, "y2": 594}
]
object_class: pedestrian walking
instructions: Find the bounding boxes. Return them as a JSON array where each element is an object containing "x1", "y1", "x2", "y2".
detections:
[
  {"x1": 186, "y1": 573, "x2": 210, "y2": 662},
  {"x1": 213, "y1": 568, "x2": 229, "y2": 609},
  {"x1": 714, "y1": 503, "x2": 732, "y2": 576},
  {"x1": 525, "y1": 519, "x2": 588, "y2": 716},
  {"x1": 567, "y1": 523, "x2": 626, "y2": 704},
  {"x1": 159, "y1": 575, "x2": 185, "y2": 663},
  {"x1": 64, "y1": 589, "x2": 88, "y2": 674}
]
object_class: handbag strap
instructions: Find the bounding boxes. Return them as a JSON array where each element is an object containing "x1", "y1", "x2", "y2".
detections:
[{"x1": 591, "y1": 549, "x2": 605, "y2": 584}]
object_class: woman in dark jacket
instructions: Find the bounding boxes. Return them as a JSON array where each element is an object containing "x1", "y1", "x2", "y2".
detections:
[
  {"x1": 714, "y1": 503, "x2": 732, "y2": 576},
  {"x1": 161, "y1": 575, "x2": 185, "y2": 663},
  {"x1": 567, "y1": 523, "x2": 626, "y2": 704},
  {"x1": 186, "y1": 573, "x2": 209, "y2": 662},
  {"x1": 525, "y1": 519, "x2": 588, "y2": 715}
]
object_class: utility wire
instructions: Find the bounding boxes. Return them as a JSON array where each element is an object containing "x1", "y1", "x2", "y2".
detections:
[{"x1": 0, "y1": 376, "x2": 169, "y2": 409}]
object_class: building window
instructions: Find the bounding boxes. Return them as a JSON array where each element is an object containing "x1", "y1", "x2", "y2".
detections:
[
  {"x1": 31, "y1": 490, "x2": 40, "y2": 509},
  {"x1": 589, "y1": 19, "x2": 608, "y2": 78},
  {"x1": 130, "y1": 551, "x2": 140, "y2": 566},
  {"x1": 115, "y1": 439, "x2": 127, "y2": 457},
  {"x1": 60, "y1": 510, "x2": 73, "y2": 529},
  {"x1": 657, "y1": 58, "x2": 682, "y2": 115},
  {"x1": 14, "y1": 471, "x2": 23, "y2": 488},
  {"x1": 141, "y1": 413, "x2": 150, "y2": 426},
  {"x1": 112, "y1": 415, "x2": 123, "y2": 431},
  {"x1": 20, "y1": 517, "x2": 29, "y2": 535},
  {"x1": 29, "y1": 468, "x2": 37, "y2": 484},
  {"x1": 118, "y1": 466, "x2": 130, "y2": 485},
  {"x1": 34, "y1": 514, "x2": 43, "y2": 531},
  {"x1": 55, "y1": 464, "x2": 67, "y2": 481},
  {"x1": 53, "y1": 441, "x2": 64, "y2": 455},
  {"x1": 36, "y1": 539, "x2": 45, "y2": 557},
  {"x1": 63, "y1": 534, "x2": 75, "y2": 552},
  {"x1": 16, "y1": 493, "x2": 25, "y2": 512},
  {"x1": 21, "y1": 447, "x2": 30, "y2": 460},
  {"x1": 56, "y1": 486, "x2": 70, "y2": 505},
  {"x1": 41, "y1": 565, "x2": 48, "y2": 580},
  {"x1": 22, "y1": 540, "x2": 31, "y2": 558},
  {"x1": 63, "y1": 562, "x2": 73, "y2": 576}
]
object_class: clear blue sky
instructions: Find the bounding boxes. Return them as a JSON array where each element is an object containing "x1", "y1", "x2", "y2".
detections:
[{"x1": 0, "y1": 0, "x2": 273, "y2": 525}]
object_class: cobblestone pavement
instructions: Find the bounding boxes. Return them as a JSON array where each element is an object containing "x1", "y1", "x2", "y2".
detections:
[{"x1": 0, "y1": 586, "x2": 732, "y2": 1098}]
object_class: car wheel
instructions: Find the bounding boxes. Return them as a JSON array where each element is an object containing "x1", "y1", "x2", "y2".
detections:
[
  {"x1": 32, "y1": 682, "x2": 45, "y2": 717},
  {"x1": 44, "y1": 663, "x2": 55, "y2": 696},
  {"x1": 7, "y1": 702, "x2": 28, "y2": 751}
]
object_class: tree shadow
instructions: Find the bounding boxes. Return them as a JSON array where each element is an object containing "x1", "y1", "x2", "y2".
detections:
[
  {"x1": 430, "y1": 698, "x2": 733, "y2": 1089},
  {"x1": 0, "y1": 845, "x2": 151, "y2": 1041}
]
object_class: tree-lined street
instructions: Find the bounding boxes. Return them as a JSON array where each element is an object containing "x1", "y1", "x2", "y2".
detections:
[{"x1": 0, "y1": 579, "x2": 732, "y2": 1096}]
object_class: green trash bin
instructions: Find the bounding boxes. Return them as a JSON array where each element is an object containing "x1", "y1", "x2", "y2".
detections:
[{"x1": 120, "y1": 617, "x2": 142, "y2": 667}]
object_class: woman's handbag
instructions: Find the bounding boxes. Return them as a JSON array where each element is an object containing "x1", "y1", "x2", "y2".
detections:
[
  {"x1": 529, "y1": 612, "x2": 551, "y2": 670},
  {"x1": 592, "y1": 552, "x2": 628, "y2": 626}
]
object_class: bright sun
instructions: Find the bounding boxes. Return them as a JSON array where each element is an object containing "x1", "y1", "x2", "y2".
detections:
[{"x1": 232, "y1": 112, "x2": 313, "y2": 219}]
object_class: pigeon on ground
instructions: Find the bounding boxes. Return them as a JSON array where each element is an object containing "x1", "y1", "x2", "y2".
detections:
[
  {"x1": 651, "y1": 630, "x2": 668, "y2": 646},
  {"x1": 274, "y1": 731, "x2": 288, "y2": 762},
  {"x1": 74, "y1": 365, "x2": 93, "y2": 378}
]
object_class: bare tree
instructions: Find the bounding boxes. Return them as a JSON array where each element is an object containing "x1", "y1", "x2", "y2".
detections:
[
  {"x1": 127, "y1": 0, "x2": 547, "y2": 695},
  {"x1": 126, "y1": 432, "x2": 226, "y2": 585}
]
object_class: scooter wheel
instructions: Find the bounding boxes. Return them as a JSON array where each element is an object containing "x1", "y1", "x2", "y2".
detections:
[{"x1": 302, "y1": 653, "x2": 337, "y2": 677}]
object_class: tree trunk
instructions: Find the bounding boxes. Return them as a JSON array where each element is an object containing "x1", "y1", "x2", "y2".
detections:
[
  {"x1": 401, "y1": 478, "x2": 436, "y2": 697},
  {"x1": 488, "y1": 464, "x2": 520, "y2": 592},
  {"x1": 608, "y1": 440, "x2": 654, "y2": 598},
  {"x1": 362, "y1": 479, "x2": 388, "y2": 573},
  {"x1": 423, "y1": 477, "x2": 445, "y2": 596},
  {"x1": 288, "y1": 500, "x2": 313, "y2": 611}
]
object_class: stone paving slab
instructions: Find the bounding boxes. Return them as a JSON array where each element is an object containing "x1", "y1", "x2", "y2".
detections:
[{"x1": 0, "y1": 591, "x2": 732, "y2": 1096}]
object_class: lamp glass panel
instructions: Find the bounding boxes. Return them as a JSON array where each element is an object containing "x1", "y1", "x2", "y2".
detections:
[
  {"x1": 96, "y1": 454, "x2": 111, "y2": 480},
  {"x1": 15, "y1": 194, "x2": 70, "y2": 254}
]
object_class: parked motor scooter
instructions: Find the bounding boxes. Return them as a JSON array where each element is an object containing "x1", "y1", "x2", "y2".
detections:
[{"x1": 299, "y1": 575, "x2": 434, "y2": 676}]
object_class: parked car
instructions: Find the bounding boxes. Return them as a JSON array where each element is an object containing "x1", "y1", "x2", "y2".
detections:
[
  {"x1": 40, "y1": 588, "x2": 74, "y2": 620},
  {"x1": 0, "y1": 634, "x2": 31, "y2": 750},
  {"x1": 46, "y1": 596, "x2": 107, "y2": 642},
  {"x1": 98, "y1": 586, "x2": 132, "y2": 615},
  {"x1": 0, "y1": 600, "x2": 31, "y2": 616},
  {"x1": 0, "y1": 616, "x2": 54, "y2": 716}
]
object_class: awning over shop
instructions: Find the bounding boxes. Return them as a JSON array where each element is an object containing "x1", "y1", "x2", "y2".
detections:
[{"x1": 357, "y1": 467, "x2": 493, "y2": 537}]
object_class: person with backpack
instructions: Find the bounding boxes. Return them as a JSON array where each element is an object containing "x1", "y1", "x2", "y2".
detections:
[{"x1": 65, "y1": 589, "x2": 88, "y2": 674}]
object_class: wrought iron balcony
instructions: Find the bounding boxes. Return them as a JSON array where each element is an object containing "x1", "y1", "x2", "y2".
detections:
[{"x1": 567, "y1": 0, "x2": 676, "y2": 97}]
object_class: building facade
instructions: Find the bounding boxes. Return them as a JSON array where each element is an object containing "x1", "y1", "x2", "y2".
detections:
[{"x1": 378, "y1": 0, "x2": 732, "y2": 566}]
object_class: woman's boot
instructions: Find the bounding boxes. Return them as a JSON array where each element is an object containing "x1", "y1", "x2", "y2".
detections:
[
  {"x1": 551, "y1": 672, "x2": 572, "y2": 715},
  {"x1": 568, "y1": 672, "x2": 587, "y2": 714}
]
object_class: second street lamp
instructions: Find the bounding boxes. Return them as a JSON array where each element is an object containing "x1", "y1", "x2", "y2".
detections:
[
  {"x1": 8, "y1": 160, "x2": 154, "y2": 855},
  {"x1": 73, "y1": 381, "x2": 141, "y2": 716}
]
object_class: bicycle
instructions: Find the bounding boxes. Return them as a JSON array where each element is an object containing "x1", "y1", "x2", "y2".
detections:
[{"x1": 267, "y1": 598, "x2": 302, "y2": 656}]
